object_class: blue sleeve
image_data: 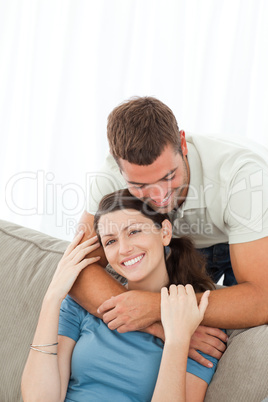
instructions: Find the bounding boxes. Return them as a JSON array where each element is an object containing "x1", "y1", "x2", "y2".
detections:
[
  {"x1": 58, "y1": 295, "x2": 86, "y2": 342},
  {"x1": 186, "y1": 352, "x2": 219, "y2": 384}
]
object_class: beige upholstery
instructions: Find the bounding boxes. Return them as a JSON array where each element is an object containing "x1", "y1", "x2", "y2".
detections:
[
  {"x1": 0, "y1": 220, "x2": 68, "y2": 402},
  {"x1": 205, "y1": 326, "x2": 268, "y2": 401},
  {"x1": 0, "y1": 219, "x2": 267, "y2": 401}
]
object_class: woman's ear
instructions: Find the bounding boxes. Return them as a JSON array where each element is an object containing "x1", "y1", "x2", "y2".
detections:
[{"x1": 161, "y1": 219, "x2": 172, "y2": 246}]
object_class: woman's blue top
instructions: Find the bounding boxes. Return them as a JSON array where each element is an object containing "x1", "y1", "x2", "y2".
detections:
[{"x1": 58, "y1": 295, "x2": 218, "y2": 402}]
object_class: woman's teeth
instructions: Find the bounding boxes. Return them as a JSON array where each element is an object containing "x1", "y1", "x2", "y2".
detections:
[{"x1": 123, "y1": 254, "x2": 144, "y2": 266}]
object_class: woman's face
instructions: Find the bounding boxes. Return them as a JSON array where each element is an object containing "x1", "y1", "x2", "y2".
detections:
[{"x1": 98, "y1": 209, "x2": 171, "y2": 291}]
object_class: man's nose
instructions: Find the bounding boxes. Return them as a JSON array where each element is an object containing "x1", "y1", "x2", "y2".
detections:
[{"x1": 147, "y1": 183, "x2": 169, "y2": 203}]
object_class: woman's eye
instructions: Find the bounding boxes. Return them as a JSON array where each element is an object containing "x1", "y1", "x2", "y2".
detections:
[
  {"x1": 129, "y1": 230, "x2": 141, "y2": 236},
  {"x1": 105, "y1": 239, "x2": 115, "y2": 246}
]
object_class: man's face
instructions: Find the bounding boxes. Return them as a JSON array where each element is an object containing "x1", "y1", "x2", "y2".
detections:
[{"x1": 119, "y1": 134, "x2": 190, "y2": 213}]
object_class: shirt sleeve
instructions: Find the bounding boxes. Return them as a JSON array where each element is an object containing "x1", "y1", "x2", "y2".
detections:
[
  {"x1": 224, "y1": 162, "x2": 268, "y2": 244},
  {"x1": 186, "y1": 352, "x2": 219, "y2": 384},
  {"x1": 58, "y1": 295, "x2": 86, "y2": 342}
]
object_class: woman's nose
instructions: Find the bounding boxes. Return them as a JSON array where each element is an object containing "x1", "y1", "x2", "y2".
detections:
[{"x1": 119, "y1": 237, "x2": 133, "y2": 255}]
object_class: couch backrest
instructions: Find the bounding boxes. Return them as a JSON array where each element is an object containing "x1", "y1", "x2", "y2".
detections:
[{"x1": 0, "y1": 220, "x2": 69, "y2": 402}]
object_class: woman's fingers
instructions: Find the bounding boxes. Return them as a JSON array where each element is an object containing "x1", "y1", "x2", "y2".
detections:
[
  {"x1": 198, "y1": 290, "x2": 210, "y2": 316},
  {"x1": 66, "y1": 235, "x2": 99, "y2": 261},
  {"x1": 71, "y1": 239, "x2": 100, "y2": 264},
  {"x1": 169, "y1": 284, "x2": 178, "y2": 297},
  {"x1": 161, "y1": 287, "x2": 168, "y2": 298},
  {"x1": 64, "y1": 233, "x2": 100, "y2": 258},
  {"x1": 185, "y1": 284, "x2": 195, "y2": 296},
  {"x1": 76, "y1": 256, "x2": 101, "y2": 272},
  {"x1": 64, "y1": 230, "x2": 85, "y2": 256},
  {"x1": 58, "y1": 234, "x2": 101, "y2": 273}
]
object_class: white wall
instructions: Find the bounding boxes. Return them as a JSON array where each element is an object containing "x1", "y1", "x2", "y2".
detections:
[{"x1": 1, "y1": 0, "x2": 267, "y2": 239}]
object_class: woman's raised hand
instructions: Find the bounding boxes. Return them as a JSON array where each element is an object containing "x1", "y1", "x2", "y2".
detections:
[
  {"x1": 160, "y1": 284, "x2": 210, "y2": 344},
  {"x1": 47, "y1": 231, "x2": 101, "y2": 301}
]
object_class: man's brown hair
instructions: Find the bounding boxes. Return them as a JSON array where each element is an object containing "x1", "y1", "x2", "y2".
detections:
[{"x1": 107, "y1": 96, "x2": 181, "y2": 165}]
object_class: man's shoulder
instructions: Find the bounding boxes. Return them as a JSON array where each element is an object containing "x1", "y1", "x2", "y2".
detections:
[
  {"x1": 186, "y1": 132, "x2": 268, "y2": 174},
  {"x1": 186, "y1": 132, "x2": 268, "y2": 158}
]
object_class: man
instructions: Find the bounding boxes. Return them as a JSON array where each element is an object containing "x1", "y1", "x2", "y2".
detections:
[{"x1": 70, "y1": 97, "x2": 268, "y2": 398}]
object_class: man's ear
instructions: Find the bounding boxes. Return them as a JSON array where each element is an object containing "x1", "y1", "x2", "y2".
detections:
[
  {"x1": 161, "y1": 219, "x2": 172, "y2": 246},
  {"x1": 180, "y1": 130, "x2": 188, "y2": 156}
]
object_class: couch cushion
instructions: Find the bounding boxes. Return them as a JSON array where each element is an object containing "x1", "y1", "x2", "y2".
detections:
[
  {"x1": 205, "y1": 326, "x2": 268, "y2": 401},
  {"x1": 0, "y1": 220, "x2": 69, "y2": 402}
]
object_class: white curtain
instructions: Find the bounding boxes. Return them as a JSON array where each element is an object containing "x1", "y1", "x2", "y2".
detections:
[{"x1": 1, "y1": 0, "x2": 268, "y2": 240}]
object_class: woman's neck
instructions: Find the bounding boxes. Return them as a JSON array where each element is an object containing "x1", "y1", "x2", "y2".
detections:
[{"x1": 127, "y1": 261, "x2": 169, "y2": 293}]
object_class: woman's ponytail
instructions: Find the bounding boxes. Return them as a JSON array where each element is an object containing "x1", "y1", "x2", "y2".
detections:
[{"x1": 165, "y1": 237, "x2": 215, "y2": 292}]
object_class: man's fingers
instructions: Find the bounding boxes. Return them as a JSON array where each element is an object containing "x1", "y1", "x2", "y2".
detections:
[
  {"x1": 190, "y1": 336, "x2": 226, "y2": 355},
  {"x1": 107, "y1": 317, "x2": 128, "y2": 330},
  {"x1": 102, "y1": 309, "x2": 118, "y2": 324},
  {"x1": 116, "y1": 323, "x2": 136, "y2": 333},
  {"x1": 202, "y1": 326, "x2": 228, "y2": 343},
  {"x1": 191, "y1": 332, "x2": 227, "y2": 352},
  {"x1": 97, "y1": 296, "x2": 116, "y2": 314},
  {"x1": 188, "y1": 349, "x2": 214, "y2": 368}
]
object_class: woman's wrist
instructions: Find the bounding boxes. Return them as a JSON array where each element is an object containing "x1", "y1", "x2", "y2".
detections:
[
  {"x1": 164, "y1": 334, "x2": 191, "y2": 348},
  {"x1": 43, "y1": 289, "x2": 64, "y2": 308}
]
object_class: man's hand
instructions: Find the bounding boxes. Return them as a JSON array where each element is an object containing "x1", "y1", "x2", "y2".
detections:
[
  {"x1": 97, "y1": 290, "x2": 161, "y2": 332},
  {"x1": 189, "y1": 325, "x2": 228, "y2": 367},
  {"x1": 98, "y1": 289, "x2": 227, "y2": 367}
]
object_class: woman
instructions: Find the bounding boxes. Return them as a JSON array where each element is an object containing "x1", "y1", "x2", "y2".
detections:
[{"x1": 21, "y1": 189, "x2": 217, "y2": 402}]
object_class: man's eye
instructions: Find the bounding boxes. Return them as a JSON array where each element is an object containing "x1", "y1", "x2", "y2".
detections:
[
  {"x1": 132, "y1": 184, "x2": 145, "y2": 190},
  {"x1": 163, "y1": 174, "x2": 175, "y2": 181}
]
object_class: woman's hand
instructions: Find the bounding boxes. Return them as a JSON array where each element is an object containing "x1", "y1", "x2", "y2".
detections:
[
  {"x1": 46, "y1": 231, "x2": 101, "y2": 301},
  {"x1": 160, "y1": 284, "x2": 210, "y2": 344}
]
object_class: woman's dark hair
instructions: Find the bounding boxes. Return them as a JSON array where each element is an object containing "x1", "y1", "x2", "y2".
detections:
[{"x1": 94, "y1": 189, "x2": 214, "y2": 292}]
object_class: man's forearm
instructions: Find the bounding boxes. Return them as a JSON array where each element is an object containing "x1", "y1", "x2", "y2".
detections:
[
  {"x1": 197, "y1": 282, "x2": 268, "y2": 328},
  {"x1": 69, "y1": 263, "x2": 127, "y2": 316}
]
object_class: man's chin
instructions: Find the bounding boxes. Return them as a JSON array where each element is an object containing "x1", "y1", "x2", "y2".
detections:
[
  {"x1": 146, "y1": 200, "x2": 175, "y2": 214},
  {"x1": 146, "y1": 196, "x2": 183, "y2": 213}
]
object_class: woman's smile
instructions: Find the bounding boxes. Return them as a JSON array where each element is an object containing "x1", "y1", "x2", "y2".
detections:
[
  {"x1": 121, "y1": 253, "x2": 145, "y2": 267},
  {"x1": 98, "y1": 209, "x2": 170, "y2": 292}
]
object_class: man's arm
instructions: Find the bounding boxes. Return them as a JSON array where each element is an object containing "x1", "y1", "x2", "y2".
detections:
[
  {"x1": 197, "y1": 237, "x2": 268, "y2": 328},
  {"x1": 69, "y1": 211, "x2": 127, "y2": 315},
  {"x1": 99, "y1": 237, "x2": 268, "y2": 329},
  {"x1": 71, "y1": 211, "x2": 226, "y2": 367}
]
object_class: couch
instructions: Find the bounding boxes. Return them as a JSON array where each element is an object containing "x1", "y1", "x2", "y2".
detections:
[{"x1": 0, "y1": 219, "x2": 267, "y2": 402}]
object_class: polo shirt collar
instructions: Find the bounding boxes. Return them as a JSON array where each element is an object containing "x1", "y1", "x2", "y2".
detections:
[{"x1": 171, "y1": 142, "x2": 206, "y2": 218}]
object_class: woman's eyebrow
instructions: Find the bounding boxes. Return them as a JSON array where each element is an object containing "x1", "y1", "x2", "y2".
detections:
[{"x1": 101, "y1": 222, "x2": 144, "y2": 239}]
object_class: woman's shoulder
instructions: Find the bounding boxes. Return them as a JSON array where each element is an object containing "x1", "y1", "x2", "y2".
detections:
[{"x1": 60, "y1": 295, "x2": 92, "y2": 322}]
